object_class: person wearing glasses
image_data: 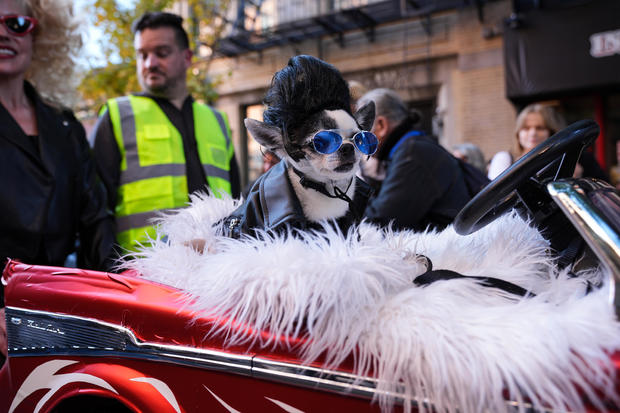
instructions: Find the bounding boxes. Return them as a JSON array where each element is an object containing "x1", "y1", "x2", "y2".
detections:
[
  {"x1": 91, "y1": 12, "x2": 241, "y2": 256},
  {"x1": 357, "y1": 88, "x2": 472, "y2": 232},
  {"x1": 0, "y1": 0, "x2": 116, "y2": 364}
]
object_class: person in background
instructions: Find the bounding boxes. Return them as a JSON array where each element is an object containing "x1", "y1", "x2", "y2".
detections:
[
  {"x1": 487, "y1": 103, "x2": 608, "y2": 181},
  {"x1": 0, "y1": 0, "x2": 116, "y2": 363},
  {"x1": 609, "y1": 141, "x2": 620, "y2": 190},
  {"x1": 358, "y1": 88, "x2": 471, "y2": 232},
  {"x1": 261, "y1": 150, "x2": 279, "y2": 174},
  {"x1": 451, "y1": 142, "x2": 486, "y2": 173},
  {"x1": 91, "y1": 11, "x2": 241, "y2": 255}
]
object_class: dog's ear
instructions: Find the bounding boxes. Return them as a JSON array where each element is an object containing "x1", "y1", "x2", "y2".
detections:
[
  {"x1": 354, "y1": 101, "x2": 376, "y2": 131},
  {"x1": 244, "y1": 118, "x2": 283, "y2": 151}
]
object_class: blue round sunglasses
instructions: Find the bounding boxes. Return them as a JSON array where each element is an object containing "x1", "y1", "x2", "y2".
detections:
[{"x1": 312, "y1": 130, "x2": 379, "y2": 155}]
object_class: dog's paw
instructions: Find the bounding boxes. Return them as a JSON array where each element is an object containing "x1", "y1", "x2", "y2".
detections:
[{"x1": 184, "y1": 238, "x2": 209, "y2": 254}]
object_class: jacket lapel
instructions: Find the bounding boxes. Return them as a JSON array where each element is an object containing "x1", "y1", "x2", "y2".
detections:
[
  {"x1": 0, "y1": 82, "x2": 65, "y2": 177},
  {"x1": 0, "y1": 99, "x2": 40, "y2": 159},
  {"x1": 261, "y1": 159, "x2": 306, "y2": 229},
  {"x1": 34, "y1": 95, "x2": 66, "y2": 178}
]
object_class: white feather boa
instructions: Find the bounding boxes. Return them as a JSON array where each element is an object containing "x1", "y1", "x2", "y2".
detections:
[{"x1": 127, "y1": 193, "x2": 620, "y2": 413}]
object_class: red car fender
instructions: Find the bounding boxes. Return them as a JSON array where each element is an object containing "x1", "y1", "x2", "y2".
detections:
[{"x1": 8, "y1": 359, "x2": 184, "y2": 413}]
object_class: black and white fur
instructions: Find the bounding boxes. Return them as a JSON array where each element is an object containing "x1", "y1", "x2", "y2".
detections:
[{"x1": 245, "y1": 102, "x2": 375, "y2": 222}]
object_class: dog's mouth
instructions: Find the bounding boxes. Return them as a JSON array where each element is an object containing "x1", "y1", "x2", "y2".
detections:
[{"x1": 334, "y1": 162, "x2": 355, "y2": 172}]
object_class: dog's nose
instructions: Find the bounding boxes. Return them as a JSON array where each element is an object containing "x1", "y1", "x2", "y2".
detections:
[{"x1": 340, "y1": 143, "x2": 355, "y2": 157}]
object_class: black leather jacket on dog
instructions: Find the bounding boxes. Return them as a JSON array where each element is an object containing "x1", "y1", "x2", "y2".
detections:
[
  {"x1": 0, "y1": 82, "x2": 115, "y2": 270},
  {"x1": 222, "y1": 160, "x2": 372, "y2": 239}
]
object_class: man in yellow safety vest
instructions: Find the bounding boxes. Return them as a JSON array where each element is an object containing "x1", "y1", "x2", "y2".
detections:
[{"x1": 91, "y1": 11, "x2": 240, "y2": 255}]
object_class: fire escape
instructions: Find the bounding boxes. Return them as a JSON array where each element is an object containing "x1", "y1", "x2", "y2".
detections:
[{"x1": 212, "y1": 0, "x2": 492, "y2": 58}]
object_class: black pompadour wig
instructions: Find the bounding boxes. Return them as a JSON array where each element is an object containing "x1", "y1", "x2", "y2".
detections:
[{"x1": 262, "y1": 55, "x2": 352, "y2": 157}]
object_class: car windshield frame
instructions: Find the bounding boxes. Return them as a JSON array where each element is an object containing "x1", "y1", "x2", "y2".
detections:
[{"x1": 547, "y1": 178, "x2": 620, "y2": 308}]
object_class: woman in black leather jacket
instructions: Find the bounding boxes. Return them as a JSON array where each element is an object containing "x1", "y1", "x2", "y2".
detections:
[
  {"x1": 0, "y1": 3, "x2": 115, "y2": 275},
  {"x1": 1, "y1": 0, "x2": 117, "y2": 364},
  {"x1": 0, "y1": 83, "x2": 115, "y2": 269}
]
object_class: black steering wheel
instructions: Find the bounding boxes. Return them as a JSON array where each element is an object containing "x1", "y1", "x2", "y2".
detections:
[{"x1": 454, "y1": 119, "x2": 600, "y2": 236}]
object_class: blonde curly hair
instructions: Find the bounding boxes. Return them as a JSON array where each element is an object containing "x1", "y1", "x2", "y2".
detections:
[{"x1": 22, "y1": 0, "x2": 84, "y2": 108}]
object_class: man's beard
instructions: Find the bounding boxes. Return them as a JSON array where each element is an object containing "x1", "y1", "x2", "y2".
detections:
[
  {"x1": 147, "y1": 83, "x2": 169, "y2": 96},
  {"x1": 140, "y1": 71, "x2": 171, "y2": 96}
]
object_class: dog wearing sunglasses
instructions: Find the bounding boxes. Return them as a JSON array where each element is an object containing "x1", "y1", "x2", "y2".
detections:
[{"x1": 221, "y1": 55, "x2": 376, "y2": 239}]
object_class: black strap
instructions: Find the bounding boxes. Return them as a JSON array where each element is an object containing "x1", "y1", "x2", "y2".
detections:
[
  {"x1": 413, "y1": 256, "x2": 535, "y2": 298},
  {"x1": 557, "y1": 237, "x2": 584, "y2": 270}
]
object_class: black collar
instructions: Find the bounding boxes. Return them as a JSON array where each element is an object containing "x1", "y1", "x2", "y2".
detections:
[{"x1": 291, "y1": 166, "x2": 354, "y2": 200}]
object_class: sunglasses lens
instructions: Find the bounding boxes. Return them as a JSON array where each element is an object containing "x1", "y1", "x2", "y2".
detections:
[
  {"x1": 5, "y1": 16, "x2": 32, "y2": 34},
  {"x1": 313, "y1": 131, "x2": 342, "y2": 154},
  {"x1": 354, "y1": 131, "x2": 379, "y2": 155}
]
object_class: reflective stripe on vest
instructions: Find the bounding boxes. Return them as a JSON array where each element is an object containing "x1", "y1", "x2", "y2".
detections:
[
  {"x1": 115, "y1": 208, "x2": 176, "y2": 233},
  {"x1": 114, "y1": 97, "x2": 232, "y2": 185},
  {"x1": 107, "y1": 95, "x2": 233, "y2": 252}
]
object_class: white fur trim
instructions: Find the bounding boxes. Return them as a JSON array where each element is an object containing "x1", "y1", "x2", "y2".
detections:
[{"x1": 128, "y1": 194, "x2": 620, "y2": 413}]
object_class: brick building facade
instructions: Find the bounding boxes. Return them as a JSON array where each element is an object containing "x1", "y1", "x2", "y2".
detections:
[{"x1": 198, "y1": 0, "x2": 619, "y2": 187}]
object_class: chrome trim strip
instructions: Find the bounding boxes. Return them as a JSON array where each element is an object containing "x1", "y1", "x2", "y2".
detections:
[
  {"x1": 5, "y1": 307, "x2": 252, "y2": 376},
  {"x1": 252, "y1": 357, "x2": 381, "y2": 400},
  {"x1": 252, "y1": 357, "x2": 541, "y2": 412}
]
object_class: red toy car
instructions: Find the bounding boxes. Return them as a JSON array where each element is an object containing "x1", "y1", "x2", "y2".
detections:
[{"x1": 2, "y1": 120, "x2": 620, "y2": 413}]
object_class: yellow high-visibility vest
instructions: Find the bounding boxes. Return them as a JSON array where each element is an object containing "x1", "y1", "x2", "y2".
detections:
[{"x1": 106, "y1": 95, "x2": 234, "y2": 253}]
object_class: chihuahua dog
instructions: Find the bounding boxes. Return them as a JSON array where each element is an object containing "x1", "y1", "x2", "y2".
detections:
[{"x1": 221, "y1": 55, "x2": 376, "y2": 239}]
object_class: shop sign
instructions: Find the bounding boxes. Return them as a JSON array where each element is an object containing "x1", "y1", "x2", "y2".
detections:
[{"x1": 590, "y1": 29, "x2": 620, "y2": 58}]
